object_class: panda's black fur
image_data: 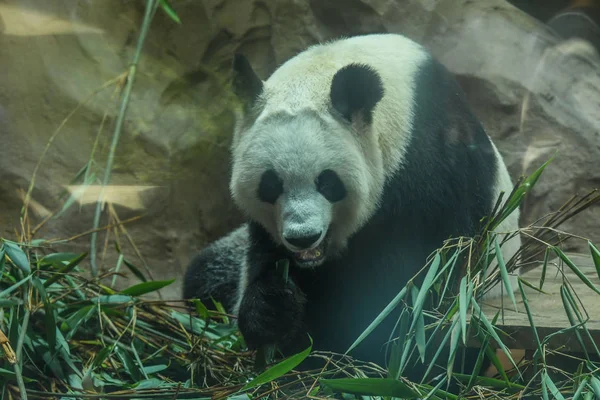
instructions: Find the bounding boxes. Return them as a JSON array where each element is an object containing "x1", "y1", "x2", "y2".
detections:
[{"x1": 183, "y1": 34, "x2": 519, "y2": 383}]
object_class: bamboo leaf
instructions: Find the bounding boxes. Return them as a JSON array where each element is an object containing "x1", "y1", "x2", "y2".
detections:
[
  {"x1": 447, "y1": 314, "x2": 462, "y2": 380},
  {"x1": 114, "y1": 344, "x2": 141, "y2": 381},
  {"x1": 590, "y1": 376, "x2": 600, "y2": 399},
  {"x1": 543, "y1": 370, "x2": 565, "y2": 400},
  {"x1": 2, "y1": 240, "x2": 30, "y2": 274},
  {"x1": 470, "y1": 298, "x2": 520, "y2": 374},
  {"x1": 573, "y1": 377, "x2": 589, "y2": 400},
  {"x1": 119, "y1": 279, "x2": 175, "y2": 297},
  {"x1": 560, "y1": 285, "x2": 590, "y2": 359},
  {"x1": 411, "y1": 285, "x2": 427, "y2": 364},
  {"x1": 518, "y1": 279, "x2": 543, "y2": 359},
  {"x1": 122, "y1": 258, "x2": 148, "y2": 283},
  {"x1": 454, "y1": 373, "x2": 525, "y2": 391},
  {"x1": 388, "y1": 309, "x2": 408, "y2": 380},
  {"x1": 32, "y1": 277, "x2": 57, "y2": 354},
  {"x1": 346, "y1": 286, "x2": 407, "y2": 354},
  {"x1": 589, "y1": 241, "x2": 600, "y2": 281},
  {"x1": 553, "y1": 247, "x2": 600, "y2": 295},
  {"x1": 241, "y1": 338, "x2": 312, "y2": 391},
  {"x1": 540, "y1": 247, "x2": 550, "y2": 290},
  {"x1": 39, "y1": 252, "x2": 81, "y2": 268},
  {"x1": 159, "y1": 0, "x2": 182, "y2": 24},
  {"x1": 321, "y1": 378, "x2": 419, "y2": 398},
  {"x1": 458, "y1": 276, "x2": 471, "y2": 345},
  {"x1": 422, "y1": 314, "x2": 458, "y2": 382},
  {"x1": 494, "y1": 237, "x2": 518, "y2": 312},
  {"x1": 0, "y1": 275, "x2": 32, "y2": 298},
  {"x1": 43, "y1": 252, "x2": 88, "y2": 288}
]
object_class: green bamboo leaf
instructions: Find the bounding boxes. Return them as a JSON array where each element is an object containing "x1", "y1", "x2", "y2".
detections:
[
  {"x1": 409, "y1": 253, "x2": 441, "y2": 334},
  {"x1": 0, "y1": 275, "x2": 31, "y2": 298},
  {"x1": 63, "y1": 305, "x2": 96, "y2": 341},
  {"x1": 494, "y1": 154, "x2": 555, "y2": 227},
  {"x1": 241, "y1": 338, "x2": 312, "y2": 391},
  {"x1": 119, "y1": 279, "x2": 175, "y2": 297},
  {"x1": 123, "y1": 258, "x2": 148, "y2": 283},
  {"x1": 562, "y1": 285, "x2": 600, "y2": 358},
  {"x1": 422, "y1": 314, "x2": 458, "y2": 382},
  {"x1": 411, "y1": 285, "x2": 427, "y2": 364},
  {"x1": 39, "y1": 252, "x2": 81, "y2": 267},
  {"x1": 321, "y1": 378, "x2": 419, "y2": 398},
  {"x1": 590, "y1": 376, "x2": 600, "y2": 399},
  {"x1": 553, "y1": 247, "x2": 600, "y2": 295},
  {"x1": 560, "y1": 285, "x2": 590, "y2": 359},
  {"x1": 32, "y1": 277, "x2": 57, "y2": 353},
  {"x1": 91, "y1": 295, "x2": 134, "y2": 304},
  {"x1": 494, "y1": 237, "x2": 518, "y2": 312},
  {"x1": 0, "y1": 368, "x2": 37, "y2": 383},
  {"x1": 540, "y1": 247, "x2": 550, "y2": 290},
  {"x1": 518, "y1": 279, "x2": 543, "y2": 358},
  {"x1": 346, "y1": 286, "x2": 407, "y2": 354},
  {"x1": 458, "y1": 276, "x2": 470, "y2": 345},
  {"x1": 43, "y1": 252, "x2": 88, "y2": 288},
  {"x1": 0, "y1": 247, "x2": 6, "y2": 276},
  {"x1": 142, "y1": 364, "x2": 168, "y2": 375},
  {"x1": 573, "y1": 377, "x2": 589, "y2": 400},
  {"x1": 387, "y1": 340, "x2": 402, "y2": 381},
  {"x1": 436, "y1": 249, "x2": 461, "y2": 308},
  {"x1": 446, "y1": 314, "x2": 462, "y2": 380},
  {"x1": 2, "y1": 240, "x2": 30, "y2": 274},
  {"x1": 387, "y1": 309, "x2": 408, "y2": 380},
  {"x1": 466, "y1": 331, "x2": 490, "y2": 390},
  {"x1": 422, "y1": 378, "x2": 448, "y2": 400},
  {"x1": 91, "y1": 346, "x2": 113, "y2": 370},
  {"x1": 194, "y1": 299, "x2": 210, "y2": 320},
  {"x1": 589, "y1": 241, "x2": 600, "y2": 281},
  {"x1": 519, "y1": 276, "x2": 549, "y2": 294},
  {"x1": 114, "y1": 344, "x2": 141, "y2": 381},
  {"x1": 454, "y1": 373, "x2": 525, "y2": 391},
  {"x1": 470, "y1": 298, "x2": 520, "y2": 374},
  {"x1": 159, "y1": 0, "x2": 182, "y2": 24},
  {"x1": 543, "y1": 370, "x2": 565, "y2": 400},
  {"x1": 0, "y1": 299, "x2": 22, "y2": 307},
  {"x1": 541, "y1": 371, "x2": 550, "y2": 400}
]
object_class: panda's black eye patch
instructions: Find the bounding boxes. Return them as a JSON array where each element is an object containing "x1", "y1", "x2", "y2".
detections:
[
  {"x1": 258, "y1": 170, "x2": 283, "y2": 204},
  {"x1": 316, "y1": 169, "x2": 346, "y2": 203}
]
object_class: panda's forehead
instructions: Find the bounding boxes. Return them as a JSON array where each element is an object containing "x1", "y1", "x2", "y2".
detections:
[{"x1": 243, "y1": 110, "x2": 349, "y2": 178}]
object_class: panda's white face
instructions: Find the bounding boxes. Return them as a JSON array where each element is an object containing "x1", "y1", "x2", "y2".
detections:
[
  {"x1": 230, "y1": 110, "x2": 375, "y2": 267},
  {"x1": 229, "y1": 53, "x2": 387, "y2": 268}
]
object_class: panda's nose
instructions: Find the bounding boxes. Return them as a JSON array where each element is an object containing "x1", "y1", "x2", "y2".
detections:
[{"x1": 285, "y1": 233, "x2": 322, "y2": 249}]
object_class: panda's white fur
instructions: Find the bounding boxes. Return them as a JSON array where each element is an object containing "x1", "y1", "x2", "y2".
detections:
[{"x1": 184, "y1": 33, "x2": 522, "y2": 371}]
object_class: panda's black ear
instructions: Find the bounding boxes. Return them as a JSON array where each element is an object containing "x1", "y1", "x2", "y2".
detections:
[
  {"x1": 330, "y1": 63, "x2": 384, "y2": 125},
  {"x1": 232, "y1": 53, "x2": 263, "y2": 111}
]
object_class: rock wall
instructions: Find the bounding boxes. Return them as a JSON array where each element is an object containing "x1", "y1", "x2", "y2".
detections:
[{"x1": 0, "y1": 0, "x2": 598, "y2": 299}]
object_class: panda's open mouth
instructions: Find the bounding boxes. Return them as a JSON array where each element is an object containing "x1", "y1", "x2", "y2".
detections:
[{"x1": 293, "y1": 244, "x2": 326, "y2": 266}]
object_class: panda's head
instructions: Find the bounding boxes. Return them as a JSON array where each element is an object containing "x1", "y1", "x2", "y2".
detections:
[{"x1": 229, "y1": 53, "x2": 386, "y2": 268}]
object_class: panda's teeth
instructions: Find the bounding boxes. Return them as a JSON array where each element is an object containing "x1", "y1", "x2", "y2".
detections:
[{"x1": 298, "y1": 248, "x2": 322, "y2": 260}]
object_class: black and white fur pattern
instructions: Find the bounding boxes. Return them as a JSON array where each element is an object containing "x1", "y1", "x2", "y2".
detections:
[{"x1": 183, "y1": 33, "x2": 521, "y2": 368}]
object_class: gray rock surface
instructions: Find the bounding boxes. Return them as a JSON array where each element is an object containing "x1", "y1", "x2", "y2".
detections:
[{"x1": 0, "y1": 0, "x2": 597, "y2": 299}]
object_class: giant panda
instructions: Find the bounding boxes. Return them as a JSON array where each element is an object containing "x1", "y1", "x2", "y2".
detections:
[{"x1": 183, "y1": 33, "x2": 521, "y2": 375}]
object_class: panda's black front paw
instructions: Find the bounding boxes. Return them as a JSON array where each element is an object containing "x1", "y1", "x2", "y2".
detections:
[{"x1": 237, "y1": 276, "x2": 306, "y2": 350}]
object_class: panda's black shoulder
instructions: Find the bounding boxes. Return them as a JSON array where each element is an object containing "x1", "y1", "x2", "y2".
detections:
[{"x1": 380, "y1": 54, "x2": 498, "y2": 233}]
